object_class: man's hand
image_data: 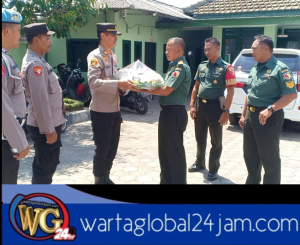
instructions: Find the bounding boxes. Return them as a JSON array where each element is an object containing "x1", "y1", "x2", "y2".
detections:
[
  {"x1": 239, "y1": 115, "x2": 245, "y2": 129},
  {"x1": 190, "y1": 106, "x2": 197, "y2": 121},
  {"x1": 118, "y1": 80, "x2": 137, "y2": 91},
  {"x1": 46, "y1": 130, "x2": 58, "y2": 144},
  {"x1": 259, "y1": 109, "x2": 272, "y2": 125},
  {"x1": 218, "y1": 112, "x2": 229, "y2": 126},
  {"x1": 13, "y1": 145, "x2": 30, "y2": 160}
]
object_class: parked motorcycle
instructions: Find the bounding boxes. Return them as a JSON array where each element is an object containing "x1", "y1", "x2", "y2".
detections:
[
  {"x1": 119, "y1": 90, "x2": 152, "y2": 115},
  {"x1": 53, "y1": 59, "x2": 91, "y2": 107}
]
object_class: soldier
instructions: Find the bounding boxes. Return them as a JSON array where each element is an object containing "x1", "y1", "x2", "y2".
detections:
[
  {"x1": 188, "y1": 37, "x2": 236, "y2": 181},
  {"x1": 239, "y1": 35, "x2": 297, "y2": 184},
  {"x1": 2, "y1": 9, "x2": 30, "y2": 184},
  {"x1": 133, "y1": 37, "x2": 191, "y2": 184},
  {"x1": 21, "y1": 23, "x2": 66, "y2": 184},
  {"x1": 87, "y1": 23, "x2": 136, "y2": 184}
]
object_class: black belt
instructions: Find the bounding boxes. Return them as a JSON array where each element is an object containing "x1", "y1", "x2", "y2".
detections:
[
  {"x1": 248, "y1": 105, "x2": 266, "y2": 113},
  {"x1": 198, "y1": 98, "x2": 219, "y2": 103},
  {"x1": 160, "y1": 105, "x2": 185, "y2": 111}
]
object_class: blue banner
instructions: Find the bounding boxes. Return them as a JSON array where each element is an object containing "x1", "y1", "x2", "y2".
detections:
[{"x1": 2, "y1": 185, "x2": 300, "y2": 245}]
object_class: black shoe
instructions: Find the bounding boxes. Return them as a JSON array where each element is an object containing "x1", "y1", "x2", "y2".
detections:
[
  {"x1": 188, "y1": 163, "x2": 206, "y2": 172},
  {"x1": 94, "y1": 176, "x2": 105, "y2": 184},
  {"x1": 208, "y1": 172, "x2": 217, "y2": 181},
  {"x1": 104, "y1": 175, "x2": 115, "y2": 185}
]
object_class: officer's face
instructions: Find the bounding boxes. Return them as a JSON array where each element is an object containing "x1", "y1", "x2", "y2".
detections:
[
  {"x1": 204, "y1": 42, "x2": 220, "y2": 60},
  {"x1": 251, "y1": 40, "x2": 268, "y2": 62},
  {"x1": 165, "y1": 42, "x2": 181, "y2": 61},
  {"x1": 35, "y1": 34, "x2": 52, "y2": 53},
  {"x1": 101, "y1": 32, "x2": 118, "y2": 48},
  {"x1": 3, "y1": 24, "x2": 21, "y2": 49}
]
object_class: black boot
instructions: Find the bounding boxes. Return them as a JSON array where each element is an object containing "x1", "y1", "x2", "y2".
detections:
[
  {"x1": 104, "y1": 171, "x2": 115, "y2": 185},
  {"x1": 94, "y1": 176, "x2": 105, "y2": 184}
]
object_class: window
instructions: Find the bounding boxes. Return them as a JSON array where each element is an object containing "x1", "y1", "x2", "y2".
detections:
[
  {"x1": 145, "y1": 42, "x2": 156, "y2": 70},
  {"x1": 163, "y1": 44, "x2": 168, "y2": 73},
  {"x1": 123, "y1": 40, "x2": 131, "y2": 67},
  {"x1": 67, "y1": 39, "x2": 99, "y2": 72},
  {"x1": 134, "y1": 41, "x2": 142, "y2": 62}
]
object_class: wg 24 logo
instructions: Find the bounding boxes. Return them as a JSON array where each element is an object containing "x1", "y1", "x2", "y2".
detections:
[{"x1": 9, "y1": 193, "x2": 76, "y2": 241}]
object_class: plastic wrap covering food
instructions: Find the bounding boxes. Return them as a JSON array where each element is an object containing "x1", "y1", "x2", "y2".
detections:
[{"x1": 117, "y1": 60, "x2": 164, "y2": 90}]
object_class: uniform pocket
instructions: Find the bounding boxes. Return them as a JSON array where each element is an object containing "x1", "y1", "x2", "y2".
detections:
[
  {"x1": 48, "y1": 72, "x2": 61, "y2": 94},
  {"x1": 13, "y1": 77, "x2": 24, "y2": 94}
]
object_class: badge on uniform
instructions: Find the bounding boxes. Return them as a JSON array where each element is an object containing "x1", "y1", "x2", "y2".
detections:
[
  {"x1": 103, "y1": 50, "x2": 108, "y2": 55},
  {"x1": 90, "y1": 58, "x2": 98, "y2": 67},
  {"x1": 34, "y1": 66, "x2": 43, "y2": 76},
  {"x1": 214, "y1": 79, "x2": 218, "y2": 84},
  {"x1": 178, "y1": 60, "x2": 184, "y2": 65},
  {"x1": 201, "y1": 67, "x2": 205, "y2": 71},
  {"x1": 114, "y1": 59, "x2": 117, "y2": 64},
  {"x1": 103, "y1": 57, "x2": 108, "y2": 60},
  {"x1": 173, "y1": 71, "x2": 180, "y2": 77},
  {"x1": 2, "y1": 65, "x2": 5, "y2": 77},
  {"x1": 286, "y1": 80, "x2": 295, "y2": 88},
  {"x1": 175, "y1": 67, "x2": 182, "y2": 71},
  {"x1": 262, "y1": 74, "x2": 270, "y2": 79},
  {"x1": 227, "y1": 66, "x2": 235, "y2": 76},
  {"x1": 267, "y1": 69, "x2": 271, "y2": 73},
  {"x1": 281, "y1": 69, "x2": 288, "y2": 73},
  {"x1": 11, "y1": 13, "x2": 21, "y2": 21},
  {"x1": 284, "y1": 72, "x2": 292, "y2": 80},
  {"x1": 18, "y1": 71, "x2": 23, "y2": 77},
  {"x1": 219, "y1": 68, "x2": 223, "y2": 71}
]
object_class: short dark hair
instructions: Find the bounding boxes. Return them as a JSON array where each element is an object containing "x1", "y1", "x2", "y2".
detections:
[
  {"x1": 97, "y1": 31, "x2": 109, "y2": 43},
  {"x1": 168, "y1": 37, "x2": 185, "y2": 50},
  {"x1": 2, "y1": 23, "x2": 15, "y2": 31},
  {"x1": 254, "y1": 34, "x2": 274, "y2": 53},
  {"x1": 26, "y1": 34, "x2": 42, "y2": 44},
  {"x1": 205, "y1": 37, "x2": 220, "y2": 47}
]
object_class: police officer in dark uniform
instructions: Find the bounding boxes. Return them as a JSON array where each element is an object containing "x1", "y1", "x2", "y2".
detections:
[
  {"x1": 2, "y1": 9, "x2": 30, "y2": 184},
  {"x1": 22, "y1": 23, "x2": 66, "y2": 184},
  {"x1": 87, "y1": 23, "x2": 135, "y2": 184},
  {"x1": 239, "y1": 35, "x2": 297, "y2": 184},
  {"x1": 134, "y1": 37, "x2": 191, "y2": 184},
  {"x1": 188, "y1": 37, "x2": 236, "y2": 181}
]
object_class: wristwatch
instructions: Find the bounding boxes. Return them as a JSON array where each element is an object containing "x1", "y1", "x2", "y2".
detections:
[
  {"x1": 267, "y1": 105, "x2": 275, "y2": 113},
  {"x1": 223, "y1": 109, "x2": 230, "y2": 114}
]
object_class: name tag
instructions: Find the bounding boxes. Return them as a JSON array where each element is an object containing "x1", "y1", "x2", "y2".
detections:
[{"x1": 106, "y1": 66, "x2": 111, "y2": 69}]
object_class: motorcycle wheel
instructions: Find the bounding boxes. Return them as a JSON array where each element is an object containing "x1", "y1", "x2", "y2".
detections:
[
  {"x1": 61, "y1": 120, "x2": 68, "y2": 133},
  {"x1": 135, "y1": 94, "x2": 148, "y2": 115}
]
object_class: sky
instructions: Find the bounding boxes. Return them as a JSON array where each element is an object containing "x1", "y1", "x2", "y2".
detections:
[{"x1": 156, "y1": 0, "x2": 204, "y2": 8}]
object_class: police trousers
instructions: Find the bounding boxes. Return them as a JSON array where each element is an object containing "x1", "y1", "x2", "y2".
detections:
[
  {"x1": 27, "y1": 125, "x2": 62, "y2": 184},
  {"x1": 158, "y1": 105, "x2": 188, "y2": 184},
  {"x1": 2, "y1": 140, "x2": 20, "y2": 184},
  {"x1": 244, "y1": 107, "x2": 284, "y2": 184},
  {"x1": 90, "y1": 110, "x2": 122, "y2": 178},
  {"x1": 194, "y1": 98, "x2": 223, "y2": 174}
]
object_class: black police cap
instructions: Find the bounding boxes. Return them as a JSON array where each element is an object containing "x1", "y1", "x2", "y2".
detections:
[
  {"x1": 96, "y1": 23, "x2": 121, "y2": 35},
  {"x1": 23, "y1": 23, "x2": 55, "y2": 36}
]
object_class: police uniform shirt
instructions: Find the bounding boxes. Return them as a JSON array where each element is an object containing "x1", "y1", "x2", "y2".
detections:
[
  {"x1": 159, "y1": 56, "x2": 191, "y2": 106},
  {"x1": 2, "y1": 50, "x2": 28, "y2": 152},
  {"x1": 195, "y1": 57, "x2": 237, "y2": 99},
  {"x1": 247, "y1": 55, "x2": 297, "y2": 107},
  {"x1": 21, "y1": 49, "x2": 65, "y2": 134},
  {"x1": 87, "y1": 45, "x2": 119, "y2": 113}
]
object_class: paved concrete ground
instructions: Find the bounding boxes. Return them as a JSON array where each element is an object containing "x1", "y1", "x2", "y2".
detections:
[{"x1": 18, "y1": 96, "x2": 300, "y2": 184}]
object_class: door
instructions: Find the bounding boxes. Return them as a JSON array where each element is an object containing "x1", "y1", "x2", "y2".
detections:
[{"x1": 145, "y1": 42, "x2": 157, "y2": 70}]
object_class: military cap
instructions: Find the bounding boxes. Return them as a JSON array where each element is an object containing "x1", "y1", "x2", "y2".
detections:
[
  {"x1": 23, "y1": 23, "x2": 55, "y2": 36},
  {"x1": 2, "y1": 8, "x2": 22, "y2": 24},
  {"x1": 96, "y1": 23, "x2": 121, "y2": 35}
]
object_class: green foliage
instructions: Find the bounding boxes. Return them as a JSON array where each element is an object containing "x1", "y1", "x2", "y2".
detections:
[
  {"x1": 2, "y1": 0, "x2": 101, "y2": 38},
  {"x1": 63, "y1": 98, "x2": 84, "y2": 112}
]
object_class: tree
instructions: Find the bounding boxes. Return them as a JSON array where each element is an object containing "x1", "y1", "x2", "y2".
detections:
[{"x1": 2, "y1": 0, "x2": 102, "y2": 38}]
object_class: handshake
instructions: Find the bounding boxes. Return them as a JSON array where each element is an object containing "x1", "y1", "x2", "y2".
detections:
[{"x1": 117, "y1": 80, "x2": 137, "y2": 91}]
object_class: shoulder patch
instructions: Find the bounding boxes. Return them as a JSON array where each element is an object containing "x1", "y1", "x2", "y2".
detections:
[
  {"x1": 34, "y1": 66, "x2": 43, "y2": 76},
  {"x1": 178, "y1": 60, "x2": 184, "y2": 65},
  {"x1": 227, "y1": 65, "x2": 235, "y2": 76},
  {"x1": 173, "y1": 71, "x2": 180, "y2": 77},
  {"x1": 281, "y1": 69, "x2": 289, "y2": 73},
  {"x1": 175, "y1": 67, "x2": 182, "y2": 71},
  {"x1": 90, "y1": 58, "x2": 99, "y2": 67},
  {"x1": 2, "y1": 65, "x2": 5, "y2": 77}
]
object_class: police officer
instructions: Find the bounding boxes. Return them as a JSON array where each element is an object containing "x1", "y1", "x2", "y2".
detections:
[
  {"x1": 239, "y1": 35, "x2": 297, "y2": 184},
  {"x1": 188, "y1": 37, "x2": 236, "y2": 181},
  {"x1": 2, "y1": 9, "x2": 30, "y2": 184},
  {"x1": 134, "y1": 37, "x2": 191, "y2": 184},
  {"x1": 21, "y1": 23, "x2": 66, "y2": 184},
  {"x1": 87, "y1": 23, "x2": 136, "y2": 184}
]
